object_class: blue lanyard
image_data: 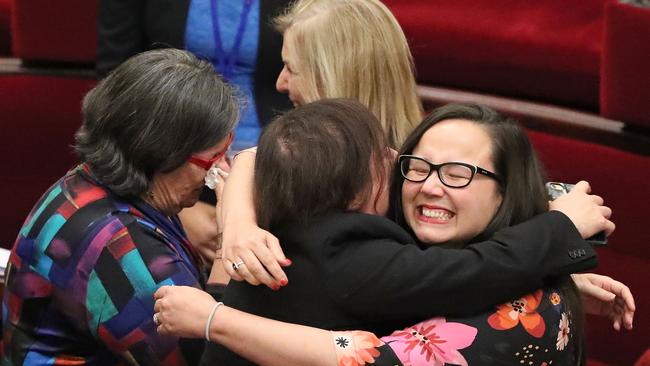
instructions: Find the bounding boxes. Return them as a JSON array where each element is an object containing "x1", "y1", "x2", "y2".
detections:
[{"x1": 210, "y1": 0, "x2": 253, "y2": 81}]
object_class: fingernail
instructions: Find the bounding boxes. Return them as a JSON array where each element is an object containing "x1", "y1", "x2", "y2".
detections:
[
  {"x1": 271, "y1": 285, "x2": 280, "y2": 291},
  {"x1": 284, "y1": 258, "x2": 292, "y2": 265},
  {"x1": 280, "y1": 278, "x2": 288, "y2": 286}
]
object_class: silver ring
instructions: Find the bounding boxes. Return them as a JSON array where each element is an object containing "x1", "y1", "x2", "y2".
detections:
[
  {"x1": 232, "y1": 260, "x2": 245, "y2": 271},
  {"x1": 153, "y1": 313, "x2": 161, "y2": 326}
]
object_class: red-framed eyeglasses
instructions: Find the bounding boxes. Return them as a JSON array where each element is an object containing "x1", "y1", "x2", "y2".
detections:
[{"x1": 188, "y1": 132, "x2": 234, "y2": 170}]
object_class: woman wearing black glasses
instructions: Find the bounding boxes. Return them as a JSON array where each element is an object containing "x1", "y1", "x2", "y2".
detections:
[{"x1": 153, "y1": 102, "x2": 631, "y2": 366}]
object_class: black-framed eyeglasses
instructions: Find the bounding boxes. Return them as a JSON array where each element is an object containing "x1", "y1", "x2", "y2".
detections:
[{"x1": 398, "y1": 155, "x2": 501, "y2": 188}]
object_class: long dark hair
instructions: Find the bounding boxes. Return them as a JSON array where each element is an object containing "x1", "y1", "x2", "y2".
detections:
[
  {"x1": 254, "y1": 98, "x2": 388, "y2": 230},
  {"x1": 389, "y1": 103, "x2": 585, "y2": 364}
]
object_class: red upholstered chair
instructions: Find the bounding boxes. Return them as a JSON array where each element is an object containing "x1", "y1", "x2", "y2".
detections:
[
  {"x1": 385, "y1": 0, "x2": 609, "y2": 110},
  {"x1": 600, "y1": 1, "x2": 650, "y2": 130},
  {"x1": 529, "y1": 130, "x2": 650, "y2": 365},
  {"x1": 10, "y1": 0, "x2": 97, "y2": 62},
  {"x1": 1, "y1": 0, "x2": 98, "y2": 247}
]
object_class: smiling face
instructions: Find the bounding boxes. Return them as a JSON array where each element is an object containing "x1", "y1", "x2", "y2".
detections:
[
  {"x1": 276, "y1": 30, "x2": 306, "y2": 107},
  {"x1": 401, "y1": 119, "x2": 503, "y2": 246}
]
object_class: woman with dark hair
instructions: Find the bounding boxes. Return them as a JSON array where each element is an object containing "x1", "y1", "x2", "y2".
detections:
[
  {"x1": 379, "y1": 104, "x2": 587, "y2": 364},
  {"x1": 2, "y1": 49, "x2": 239, "y2": 365},
  {"x1": 253, "y1": 99, "x2": 390, "y2": 230},
  {"x1": 153, "y1": 102, "x2": 630, "y2": 366},
  {"x1": 97, "y1": 0, "x2": 293, "y2": 267}
]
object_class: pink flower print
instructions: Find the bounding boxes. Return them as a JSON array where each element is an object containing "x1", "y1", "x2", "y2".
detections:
[
  {"x1": 382, "y1": 317, "x2": 477, "y2": 366},
  {"x1": 556, "y1": 313, "x2": 570, "y2": 351}
]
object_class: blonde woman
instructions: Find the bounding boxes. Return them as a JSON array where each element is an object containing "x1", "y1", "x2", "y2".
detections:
[
  {"x1": 274, "y1": 0, "x2": 423, "y2": 148},
  {"x1": 213, "y1": 0, "x2": 425, "y2": 288}
]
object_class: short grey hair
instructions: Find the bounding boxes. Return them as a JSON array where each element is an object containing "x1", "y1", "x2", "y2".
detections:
[{"x1": 75, "y1": 49, "x2": 239, "y2": 197}]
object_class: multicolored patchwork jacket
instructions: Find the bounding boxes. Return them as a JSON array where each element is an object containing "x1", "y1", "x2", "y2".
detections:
[{"x1": 3, "y1": 164, "x2": 204, "y2": 365}]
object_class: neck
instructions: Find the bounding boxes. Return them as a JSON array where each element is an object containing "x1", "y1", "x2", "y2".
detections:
[{"x1": 144, "y1": 184, "x2": 180, "y2": 217}]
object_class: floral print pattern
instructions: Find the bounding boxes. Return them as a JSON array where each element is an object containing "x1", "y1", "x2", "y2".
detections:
[
  {"x1": 382, "y1": 317, "x2": 477, "y2": 366},
  {"x1": 332, "y1": 330, "x2": 384, "y2": 366},
  {"x1": 549, "y1": 292, "x2": 561, "y2": 306},
  {"x1": 488, "y1": 289, "x2": 546, "y2": 338},
  {"x1": 556, "y1": 313, "x2": 570, "y2": 351},
  {"x1": 336, "y1": 288, "x2": 575, "y2": 365}
]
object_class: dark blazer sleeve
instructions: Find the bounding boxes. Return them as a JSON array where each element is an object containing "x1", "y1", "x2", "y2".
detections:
[
  {"x1": 255, "y1": 0, "x2": 293, "y2": 126},
  {"x1": 97, "y1": 0, "x2": 146, "y2": 77},
  {"x1": 322, "y1": 211, "x2": 597, "y2": 320},
  {"x1": 96, "y1": 0, "x2": 190, "y2": 77}
]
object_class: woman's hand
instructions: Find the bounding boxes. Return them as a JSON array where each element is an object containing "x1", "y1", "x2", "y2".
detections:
[
  {"x1": 217, "y1": 149, "x2": 291, "y2": 290},
  {"x1": 572, "y1": 273, "x2": 635, "y2": 330},
  {"x1": 179, "y1": 202, "x2": 221, "y2": 265},
  {"x1": 179, "y1": 156, "x2": 232, "y2": 267},
  {"x1": 154, "y1": 285, "x2": 216, "y2": 339},
  {"x1": 206, "y1": 162, "x2": 232, "y2": 285},
  {"x1": 549, "y1": 181, "x2": 615, "y2": 239},
  {"x1": 221, "y1": 223, "x2": 291, "y2": 289}
]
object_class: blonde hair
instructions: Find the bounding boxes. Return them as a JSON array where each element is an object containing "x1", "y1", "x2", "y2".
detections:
[{"x1": 275, "y1": 0, "x2": 423, "y2": 148}]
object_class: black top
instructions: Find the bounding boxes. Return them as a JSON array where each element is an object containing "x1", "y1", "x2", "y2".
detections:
[{"x1": 200, "y1": 211, "x2": 597, "y2": 365}]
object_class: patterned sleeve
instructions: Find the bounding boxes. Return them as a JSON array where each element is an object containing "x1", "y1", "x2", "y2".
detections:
[
  {"x1": 331, "y1": 331, "x2": 404, "y2": 366},
  {"x1": 85, "y1": 216, "x2": 204, "y2": 364}
]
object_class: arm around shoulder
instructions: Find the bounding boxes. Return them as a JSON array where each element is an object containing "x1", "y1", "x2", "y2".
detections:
[{"x1": 323, "y1": 211, "x2": 596, "y2": 319}]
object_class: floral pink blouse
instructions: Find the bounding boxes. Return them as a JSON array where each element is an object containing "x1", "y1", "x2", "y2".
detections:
[{"x1": 332, "y1": 287, "x2": 577, "y2": 366}]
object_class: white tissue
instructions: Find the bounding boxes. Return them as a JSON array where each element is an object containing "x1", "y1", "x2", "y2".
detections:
[{"x1": 204, "y1": 166, "x2": 221, "y2": 189}]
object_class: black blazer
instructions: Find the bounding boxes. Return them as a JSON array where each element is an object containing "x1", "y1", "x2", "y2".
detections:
[
  {"x1": 201, "y1": 211, "x2": 597, "y2": 365},
  {"x1": 96, "y1": 0, "x2": 292, "y2": 126}
]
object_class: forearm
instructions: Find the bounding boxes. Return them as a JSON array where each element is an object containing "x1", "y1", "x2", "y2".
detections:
[
  {"x1": 179, "y1": 201, "x2": 220, "y2": 265},
  {"x1": 209, "y1": 306, "x2": 337, "y2": 366},
  {"x1": 155, "y1": 286, "x2": 387, "y2": 366},
  {"x1": 328, "y1": 212, "x2": 596, "y2": 319},
  {"x1": 221, "y1": 149, "x2": 257, "y2": 227}
]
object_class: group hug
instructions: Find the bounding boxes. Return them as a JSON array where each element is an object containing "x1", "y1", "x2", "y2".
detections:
[{"x1": 3, "y1": 0, "x2": 634, "y2": 365}]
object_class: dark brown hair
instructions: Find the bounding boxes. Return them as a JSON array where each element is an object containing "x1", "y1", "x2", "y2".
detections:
[
  {"x1": 389, "y1": 103, "x2": 550, "y2": 241},
  {"x1": 254, "y1": 98, "x2": 388, "y2": 230},
  {"x1": 389, "y1": 103, "x2": 585, "y2": 365}
]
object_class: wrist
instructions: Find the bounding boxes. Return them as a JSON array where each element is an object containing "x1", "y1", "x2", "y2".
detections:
[{"x1": 205, "y1": 301, "x2": 224, "y2": 342}]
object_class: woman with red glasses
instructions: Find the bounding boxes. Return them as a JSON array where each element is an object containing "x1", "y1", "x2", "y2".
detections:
[{"x1": 2, "y1": 49, "x2": 238, "y2": 365}]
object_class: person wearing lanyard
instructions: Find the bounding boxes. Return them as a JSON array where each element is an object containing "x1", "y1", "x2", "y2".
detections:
[
  {"x1": 97, "y1": 0, "x2": 292, "y2": 271},
  {"x1": 187, "y1": 0, "x2": 259, "y2": 151}
]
